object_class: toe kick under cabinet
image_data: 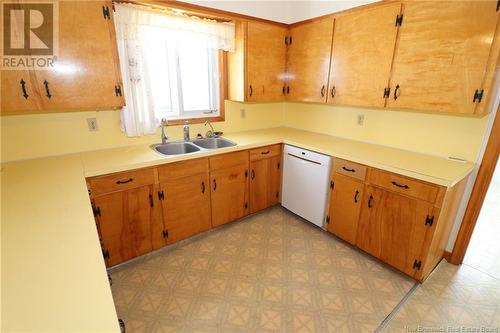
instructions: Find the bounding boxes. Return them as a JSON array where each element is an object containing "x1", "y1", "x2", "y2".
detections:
[
  {"x1": 326, "y1": 159, "x2": 468, "y2": 281},
  {"x1": 86, "y1": 145, "x2": 282, "y2": 267}
]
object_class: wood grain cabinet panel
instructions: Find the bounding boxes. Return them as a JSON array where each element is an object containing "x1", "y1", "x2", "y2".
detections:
[
  {"x1": 249, "y1": 153, "x2": 282, "y2": 213},
  {"x1": 356, "y1": 185, "x2": 384, "y2": 258},
  {"x1": 1, "y1": 70, "x2": 42, "y2": 113},
  {"x1": 287, "y1": 17, "x2": 335, "y2": 103},
  {"x1": 94, "y1": 185, "x2": 158, "y2": 267},
  {"x1": 327, "y1": 173, "x2": 364, "y2": 245},
  {"x1": 327, "y1": 2, "x2": 402, "y2": 107},
  {"x1": 159, "y1": 172, "x2": 211, "y2": 244},
  {"x1": 386, "y1": 1, "x2": 499, "y2": 114},
  {"x1": 246, "y1": 21, "x2": 288, "y2": 102}
]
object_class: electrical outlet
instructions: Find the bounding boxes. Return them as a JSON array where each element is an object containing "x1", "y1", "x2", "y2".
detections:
[
  {"x1": 240, "y1": 108, "x2": 246, "y2": 118},
  {"x1": 357, "y1": 114, "x2": 365, "y2": 126},
  {"x1": 87, "y1": 118, "x2": 99, "y2": 131}
]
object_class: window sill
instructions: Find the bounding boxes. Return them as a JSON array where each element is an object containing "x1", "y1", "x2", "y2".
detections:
[{"x1": 166, "y1": 115, "x2": 224, "y2": 126}]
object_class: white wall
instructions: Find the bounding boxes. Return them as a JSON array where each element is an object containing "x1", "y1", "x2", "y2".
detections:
[{"x1": 180, "y1": 0, "x2": 378, "y2": 24}]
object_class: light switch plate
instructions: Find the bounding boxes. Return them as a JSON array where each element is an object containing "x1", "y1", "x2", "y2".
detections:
[
  {"x1": 357, "y1": 114, "x2": 365, "y2": 126},
  {"x1": 87, "y1": 118, "x2": 99, "y2": 131}
]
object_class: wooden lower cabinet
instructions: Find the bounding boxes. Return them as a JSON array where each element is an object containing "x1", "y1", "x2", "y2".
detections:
[
  {"x1": 210, "y1": 163, "x2": 249, "y2": 227},
  {"x1": 158, "y1": 172, "x2": 211, "y2": 244},
  {"x1": 326, "y1": 173, "x2": 364, "y2": 245},
  {"x1": 249, "y1": 154, "x2": 282, "y2": 213},
  {"x1": 94, "y1": 184, "x2": 163, "y2": 267},
  {"x1": 357, "y1": 185, "x2": 439, "y2": 278}
]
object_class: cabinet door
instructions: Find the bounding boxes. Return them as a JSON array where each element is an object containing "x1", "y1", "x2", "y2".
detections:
[
  {"x1": 327, "y1": 174, "x2": 364, "y2": 245},
  {"x1": 1, "y1": 70, "x2": 42, "y2": 114},
  {"x1": 34, "y1": 1, "x2": 124, "y2": 111},
  {"x1": 356, "y1": 186, "x2": 385, "y2": 257},
  {"x1": 159, "y1": 172, "x2": 211, "y2": 244},
  {"x1": 94, "y1": 185, "x2": 155, "y2": 266},
  {"x1": 267, "y1": 155, "x2": 282, "y2": 207},
  {"x1": 327, "y1": 2, "x2": 401, "y2": 107},
  {"x1": 211, "y1": 164, "x2": 249, "y2": 227},
  {"x1": 287, "y1": 17, "x2": 335, "y2": 103},
  {"x1": 246, "y1": 21, "x2": 287, "y2": 102},
  {"x1": 249, "y1": 158, "x2": 269, "y2": 213},
  {"x1": 386, "y1": 1, "x2": 499, "y2": 114}
]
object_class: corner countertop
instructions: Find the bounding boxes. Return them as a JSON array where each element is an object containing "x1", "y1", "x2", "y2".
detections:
[{"x1": 1, "y1": 126, "x2": 473, "y2": 332}]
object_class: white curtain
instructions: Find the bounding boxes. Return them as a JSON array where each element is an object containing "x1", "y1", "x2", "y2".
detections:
[{"x1": 114, "y1": 3, "x2": 235, "y2": 137}]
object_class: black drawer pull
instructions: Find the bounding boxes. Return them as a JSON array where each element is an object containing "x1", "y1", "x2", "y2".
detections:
[
  {"x1": 368, "y1": 194, "x2": 374, "y2": 208},
  {"x1": 20, "y1": 79, "x2": 29, "y2": 99},
  {"x1": 201, "y1": 181, "x2": 205, "y2": 194},
  {"x1": 342, "y1": 166, "x2": 355, "y2": 173},
  {"x1": 251, "y1": 169, "x2": 255, "y2": 180},
  {"x1": 116, "y1": 178, "x2": 133, "y2": 184},
  {"x1": 43, "y1": 80, "x2": 52, "y2": 98},
  {"x1": 249, "y1": 85, "x2": 253, "y2": 97},
  {"x1": 321, "y1": 85, "x2": 326, "y2": 97},
  {"x1": 213, "y1": 179, "x2": 217, "y2": 191},
  {"x1": 261, "y1": 150, "x2": 270, "y2": 155},
  {"x1": 149, "y1": 194, "x2": 154, "y2": 207},
  {"x1": 393, "y1": 84, "x2": 400, "y2": 100},
  {"x1": 331, "y1": 86, "x2": 336, "y2": 98},
  {"x1": 354, "y1": 190, "x2": 359, "y2": 203},
  {"x1": 392, "y1": 181, "x2": 409, "y2": 189}
]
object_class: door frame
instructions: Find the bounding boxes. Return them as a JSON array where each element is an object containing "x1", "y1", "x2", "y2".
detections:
[{"x1": 449, "y1": 103, "x2": 500, "y2": 264}]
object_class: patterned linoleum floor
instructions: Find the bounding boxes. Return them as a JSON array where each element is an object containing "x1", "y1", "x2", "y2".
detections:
[{"x1": 109, "y1": 206, "x2": 416, "y2": 333}]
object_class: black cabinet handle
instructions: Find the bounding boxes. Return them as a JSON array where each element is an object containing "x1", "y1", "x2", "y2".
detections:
[
  {"x1": 354, "y1": 190, "x2": 359, "y2": 203},
  {"x1": 43, "y1": 80, "x2": 52, "y2": 98},
  {"x1": 213, "y1": 179, "x2": 217, "y2": 191},
  {"x1": 201, "y1": 181, "x2": 205, "y2": 194},
  {"x1": 393, "y1": 84, "x2": 400, "y2": 100},
  {"x1": 342, "y1": 166, "x2": 355, "y2": 173},
  {"x1": 116, "y1": 178, "x2": 133, "y2": 184},
  {"x1": 149, "y1": 194, "x2": 154, "y2": 207},
  {"x1": 249, "y1": 85, "x2": 253, "y2": 97},
  {"x1": 20, "y1": 79, "x2": 29, "y2": 99},
  {"x1": 251, "y1": 169, "x2": 255, "y2": 180},
  {"x1": 119, "y1": 319, "x2": 126, "y2": 333},
  {"x1": 321, "y1": 85, "x2": 326, "y2": 97},
  {"x1": 261, "y1": 150, "x2": 270, "y2": 155},
  {"x1": 282, "y1": 85, "x2": 286, "y2": 94},
  {"x1": 392, "y1": 181, "x2": 409, "y2": 189},
  {"x1": 368, "y1": 194, "x2": 374, "y2": 208},
  {"x1": 286, "y1": 86, "x2": 290, "y2": 94},
  {"x1": 331, "y1": 86, "x2": 336, "y2": 98}
]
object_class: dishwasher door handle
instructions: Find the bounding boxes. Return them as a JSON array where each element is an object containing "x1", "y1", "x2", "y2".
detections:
[{"x1": 287, "y1": 153, "x2": 322, "y2": 165}]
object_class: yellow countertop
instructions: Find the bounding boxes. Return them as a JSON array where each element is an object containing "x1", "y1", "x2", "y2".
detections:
[{"x1": 1, "y1": 126, "x2": 473, "y2": 332}]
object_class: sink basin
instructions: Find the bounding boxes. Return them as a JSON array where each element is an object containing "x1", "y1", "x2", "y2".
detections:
[
  {"x1": 192, "y1": 138, "x2": 237, "y2": 149},
  {"x1": 152, "y1": 142, "x2": 200, "y2": 155}
]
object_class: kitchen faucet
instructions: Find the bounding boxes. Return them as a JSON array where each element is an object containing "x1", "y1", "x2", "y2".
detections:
[
  {"x1": 204, "y1": 120, "x2": 216, "y2": 138},
  {"x1": 160, "y1": 118, "x2": 168, "y2": 144},
  {"x1": 183, "y1": 121, "x2": 190, "y2": 141}
]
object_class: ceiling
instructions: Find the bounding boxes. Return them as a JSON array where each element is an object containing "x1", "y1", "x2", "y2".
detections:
[{"x1": 179, "y1": 0, "x2": 379, "y2": 24}]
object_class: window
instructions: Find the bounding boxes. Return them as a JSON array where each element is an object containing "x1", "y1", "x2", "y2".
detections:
[{"x1": 143, "y1": 31, "x2": 221, "y2": 121}]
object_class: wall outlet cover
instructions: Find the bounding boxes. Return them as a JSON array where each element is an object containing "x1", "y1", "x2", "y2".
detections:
[
  {"x1": 87, "y1": 118, "x2": 99, "y2": 131},
  {"x1": 240, "y1": 109, "x2": 246, "y2": 118},
  {"x1": 357, "y1": 114, "x2": 365, "y2": 126}
]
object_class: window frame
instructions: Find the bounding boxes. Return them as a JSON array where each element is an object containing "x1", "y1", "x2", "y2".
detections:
[{"x1": 165, "y1": 50, "x2": 227, "y2": 126}]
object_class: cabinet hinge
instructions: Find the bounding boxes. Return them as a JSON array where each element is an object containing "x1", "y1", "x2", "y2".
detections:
[
  {"x1": 158, "y1": 191, "x2": 165, "y2": 201},
  {"x1": 93, "y1": 206, "x2": 101, "y2": 217},
  {"x1": 395, "y1": 14, "x2": 403, "y2": 26},
  {"x1": 413, "y1": 259, "x2": 422, "y2": 270},
  {"x1": 425, "y1": 215, "x2": 434, "y2": 227},
  {"x1": 330, "y1": 180, "x2": 334, "y2": 190},
  {"x1": 383, "y1": 87, "x2": 391, "y2": 99},
  {"x1": 108, "y1": 273, "x2": 112, "y2": 286},
  {"x1": 473, "y1": 89, "x2": 484, "y2": 103},
  {"x1": 497, "y1": 0, "x2": 500, "y2": 11},
  {"x1": 162, "y1": 230, "x2": 169, "y2": 238},
  {"x1": 326, "y1": 216, "x2": 330, "y2": 224},
  {"x1": 103, "y1": 248, "x2": 110, "y2": 259},
  {"x1": 102, "y1": 5, "x2": 111, "y2": 20},
  {"x1": 118, "y1": 319, "x2": 125, "y2": 333},
  {"x1": 114, "y1": 85, "x2": 122, "y2": 97}
]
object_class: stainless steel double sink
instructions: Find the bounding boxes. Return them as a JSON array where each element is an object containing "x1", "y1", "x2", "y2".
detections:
[{"x1": 151, "y1": 137, "x2": 237, "y2": 156}]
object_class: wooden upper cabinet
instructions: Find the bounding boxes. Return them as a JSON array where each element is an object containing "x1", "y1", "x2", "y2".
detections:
[
  {"x1": 246, "y1": 21, "x2": 288, "y2": 102},
  {"x1": 386, "y1": 1, "x2": 499, "y2": 114},
  {"x1": 228, "y1": 20, "x2": 287, "y2": 102},
  {"x1": 327, "y1": 2, "x2": 402, "y2": 107},
  {"x1": 1, "y1": 70, "x2": 42, "y2": 113},
  {"x1": 287, "y1": 17, "x2": 335, "y2": 103},
  {"x1": 34, "y1": 1, "x2": 124, "y2": 111}
]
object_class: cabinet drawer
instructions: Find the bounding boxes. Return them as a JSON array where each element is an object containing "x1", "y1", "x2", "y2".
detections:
[
  {"x1": 88, "y1": 168, "x2": 155, "y2": 196},
  {"x1": 209, "y1": 150, "x2": 249, "y2": 171},
  {"x1": 369, "y1": 169, "x2": 440, "y2": 203},
  {"x1": 333, "y1": 158, "x2": 367, "y2": 181},
  {"x1": 249, "y1": 144, "x2": 281, "y2": 161},
  {"x1": 158, "y1": 158, "x2": 208, "y2": 182}
]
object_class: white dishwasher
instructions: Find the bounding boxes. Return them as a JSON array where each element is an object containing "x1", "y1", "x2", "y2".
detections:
[{"x1": 281, "y1": 145, "x2": 332, "y2": 228}]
